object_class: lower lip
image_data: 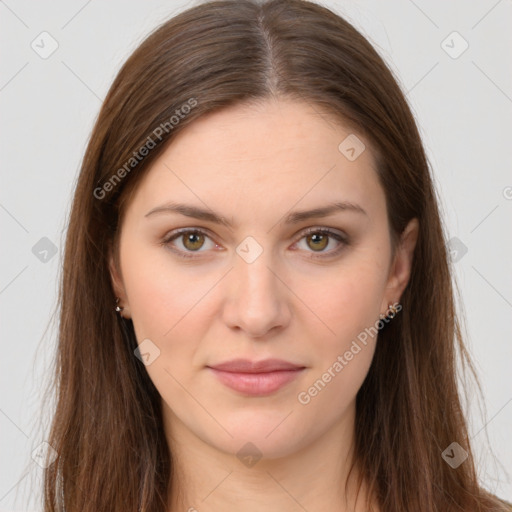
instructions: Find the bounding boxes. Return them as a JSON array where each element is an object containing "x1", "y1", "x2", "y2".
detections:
[{"x1": 208, "y1": 368, "x2": 305, "y2": 396}]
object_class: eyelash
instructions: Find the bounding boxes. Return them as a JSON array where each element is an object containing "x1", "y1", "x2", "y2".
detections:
[{"x1": 161, "y1": 227, "x2": 349, "y2": 260}]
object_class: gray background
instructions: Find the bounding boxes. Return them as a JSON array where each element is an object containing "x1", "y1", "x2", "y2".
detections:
[{"x1": 1, "y1": 0, "x2": 511, "y2": 509}]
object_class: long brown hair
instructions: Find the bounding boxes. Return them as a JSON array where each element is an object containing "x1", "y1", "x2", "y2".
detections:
[{"x1": 42, "y1": 0, "x2": 511, "y2": 510}]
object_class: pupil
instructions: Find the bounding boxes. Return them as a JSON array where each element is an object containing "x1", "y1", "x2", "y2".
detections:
[
  {"x1": 185, "y1": 233, "x2": 203, "y2": 250},
  {"x1": 309, "y1": 233, "x2": 327, "y2": 251}
]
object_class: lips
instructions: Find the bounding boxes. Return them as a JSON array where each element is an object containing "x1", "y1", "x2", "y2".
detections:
[
  {"x1": 206, "y1": 359, "x2": 306, "y2": 396},
  {"x1": 208, "y1": 358, "x2": 305, "y2": 373}
]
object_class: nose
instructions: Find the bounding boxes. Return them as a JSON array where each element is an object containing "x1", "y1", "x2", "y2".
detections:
[{"x1": 221, "y1": 247, "x2": 291, "y2": 339}]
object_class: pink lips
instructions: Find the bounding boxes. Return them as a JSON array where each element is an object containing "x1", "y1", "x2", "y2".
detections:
[{"x1": 207, "y1": 358, "x2": 305, "y2": 396}]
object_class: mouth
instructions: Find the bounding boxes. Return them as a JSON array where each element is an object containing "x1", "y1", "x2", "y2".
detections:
[{"x1": 206, "y1": 358, "x2": 306, "y2": 396}]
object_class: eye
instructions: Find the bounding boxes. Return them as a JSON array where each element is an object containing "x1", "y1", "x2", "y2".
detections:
[
  {"x1": 292, "y1": 227, "x2": 348, "y2": 259},
  {"x1": 161, "y1": 228, "x2": 218, "y2": 259},
  {"x1": 161, "y1": 227, "x2": 348, "y2": 260}
]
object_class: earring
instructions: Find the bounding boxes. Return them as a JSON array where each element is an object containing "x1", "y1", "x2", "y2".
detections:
[
  {"x1": 115, "y1": 297, "x2": 124, "y2": 314},
  {"x1": 380, "y1": 302, "x2": 401, "y2": 320}
]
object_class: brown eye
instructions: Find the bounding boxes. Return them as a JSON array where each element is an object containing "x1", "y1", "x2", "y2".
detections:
[
  {"x1": 181, "y1": 231, "x2": 206, "y2": 251},
  {"x1": 294, "y1": 227, "x2": 348, "y2": 259},
  {"x1": 162, "y1": 228, "x2": 217, "y2": 259},
  {"x1": 306, "y1": 232, "x2": 329, "y2": 252},
  {"x1": 162, "y1": 227, "x2": 348, "y2": 261}
]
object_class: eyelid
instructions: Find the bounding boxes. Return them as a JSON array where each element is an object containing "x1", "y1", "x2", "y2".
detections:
[
  {"x1": 161, "y1": 227, "x2": 221, "y2": 258},
  {"x1": 293, "y1": 227, "x2": 348, "y2": 259},
  {"x1": 161, "y1": 226, "x2": 348, "y2": 259}
]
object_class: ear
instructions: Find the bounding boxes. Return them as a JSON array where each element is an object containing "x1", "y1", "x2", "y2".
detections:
[
  {"x1": 381, "y1": 217, "x2": 419, "y2": 313},
  {"x1": 108, "y1": 244, "x2": 131, "y2": 319}
]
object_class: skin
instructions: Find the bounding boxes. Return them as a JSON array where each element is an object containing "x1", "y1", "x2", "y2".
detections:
[{"x1": 109, "y1": 98, "x2": 418, "y2": 512}]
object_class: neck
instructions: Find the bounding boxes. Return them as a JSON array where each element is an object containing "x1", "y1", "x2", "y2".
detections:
[{"x1": 163, "y1": 401, "x2": 376, "y2": 512}]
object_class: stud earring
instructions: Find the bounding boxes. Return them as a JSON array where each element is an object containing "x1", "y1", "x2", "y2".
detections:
[
  {"x1": 115, "y1": 297, "x2": 124, "y2": 314},
  {"x1": 380, "y1": 302, "x2": 401, "y2": 320}
]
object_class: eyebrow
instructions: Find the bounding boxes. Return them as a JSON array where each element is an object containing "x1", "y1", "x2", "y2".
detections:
[{"x1": 144, "y1": 201, "x2": 367, "y2": 228}]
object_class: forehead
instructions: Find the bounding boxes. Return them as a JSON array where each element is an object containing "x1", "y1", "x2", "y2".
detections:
[
  {"x1": 124, "y1": 98, "x2": 385, "y2": 224},
  {"x1": 161, "y1": 98, "x2": 371, "y2": 170}
]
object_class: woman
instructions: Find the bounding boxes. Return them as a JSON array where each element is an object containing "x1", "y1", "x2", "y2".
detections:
[{"x1": 42, "y1": 0, "x2": 511, "y2": 510}]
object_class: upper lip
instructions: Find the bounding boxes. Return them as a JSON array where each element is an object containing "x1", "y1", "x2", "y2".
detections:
[{"x1": 207, "y1": 358, "x2": 305, "y2": 373}]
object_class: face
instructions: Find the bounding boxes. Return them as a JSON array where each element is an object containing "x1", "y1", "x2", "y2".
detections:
[{"x1": 109, "y1": 98, "x2": 417, "y2": 461}]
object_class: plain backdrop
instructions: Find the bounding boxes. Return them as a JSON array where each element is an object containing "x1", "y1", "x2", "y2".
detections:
[{"x1": 1, "y1": 0, "x2": 511, "y2": 509}]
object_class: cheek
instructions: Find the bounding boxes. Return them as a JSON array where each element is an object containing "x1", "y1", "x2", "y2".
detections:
[
  {"x1": 120, "y1": 244, "x2": 211, "y2": 401},
  {"x1": 123, "y1": 235, "x2": 388, "y2": 350},
  {"x1": 121, "y1": 241, "x2": 211, "y2": 338},
  {"x1": 292, "y1": 256, "x2": 387, "y2": 347},
  {"x1": 288, "y1": 252, "x2": 387, "y2": 408},
  {"x1": 293, "y1": 263, "x2": 384, "y2": 415}
]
